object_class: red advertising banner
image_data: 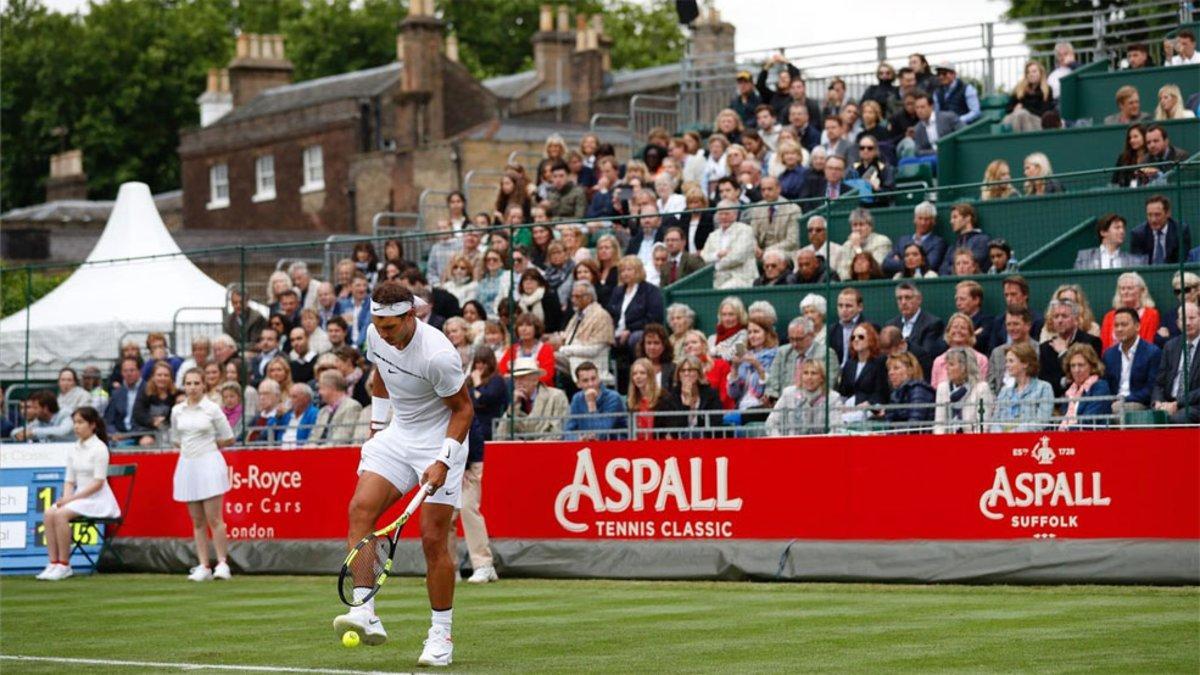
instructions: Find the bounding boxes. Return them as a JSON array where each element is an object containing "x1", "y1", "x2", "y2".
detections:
[{"x1": 115, "y1": 429, "x2": 1200, "y2": 542}]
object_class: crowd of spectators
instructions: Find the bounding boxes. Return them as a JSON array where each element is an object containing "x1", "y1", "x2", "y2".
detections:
[{"x1": 4, "y1": 31, "x2": 1198, "y2": 446}]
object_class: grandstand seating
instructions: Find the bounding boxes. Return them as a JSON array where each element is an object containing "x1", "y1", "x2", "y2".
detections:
[
  {"x1": 664, "y1": 265, "x2": 1187, "y2": 337},
  {"x1": 790, "y1": 180, "x2": 1199, "y2": 269},
  {"x1": 936, "y1": 118, "x2": 1200, "y2": 187},
  {"x1": 1059, "y1": 63, "x2": 1200, "y2": 121}
]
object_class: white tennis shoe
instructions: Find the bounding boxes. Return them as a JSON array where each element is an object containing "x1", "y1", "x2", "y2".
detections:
[
  {"x1": 417, "y1": 625, "x2": 453, "y2": 667},
  {"x1": 212, "y1": 562, "x2": 232, "y2": 580},
  {"x1": 333, "y1": 609, "x2": 388, "y2": 646},
  {"x1": 35, "y1": 563, "x2": 59, "y2": 580},
  {"x1": 187, "y1": 565, "x2": 213, "y2": 582},
  {"x1": 466, "y1": 565, "x2": 498, "y2": 584},
  {"x1": 44, "y1": 565, "x2": 73, "y2": 581}
]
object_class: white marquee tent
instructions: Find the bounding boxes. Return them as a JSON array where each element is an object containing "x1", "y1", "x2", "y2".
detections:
[{"x1": 1, "y1": 182, "x2": 229, "y2": 379}]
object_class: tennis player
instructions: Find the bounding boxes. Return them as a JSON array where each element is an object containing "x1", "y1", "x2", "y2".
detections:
[{"x1": 333, "y1": 281, "x2": 473, "y2": 667}]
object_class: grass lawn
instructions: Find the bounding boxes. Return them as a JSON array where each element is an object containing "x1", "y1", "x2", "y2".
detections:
[{"x1": 1, "y1": 575, "x2": 1196, "y2": 673}]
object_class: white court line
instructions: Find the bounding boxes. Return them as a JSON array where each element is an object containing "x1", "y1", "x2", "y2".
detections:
[{"x1": 0, "y1": 654, "x2": 413, "y2": 674}]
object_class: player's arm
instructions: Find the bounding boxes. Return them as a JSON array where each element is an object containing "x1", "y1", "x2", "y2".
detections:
[
  {"x1": 368, "y1": 368, "x2": 388, "y2": 439},
  {"x1": 421, "y1": 383, "x2": 474, "y2": 491}
]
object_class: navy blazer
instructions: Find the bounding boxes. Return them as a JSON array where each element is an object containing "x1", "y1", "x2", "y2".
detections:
[
  {"x1": 881, "y1": 232, "x2": 949, "y2": 276},
  {"x1": 625, "y1": 225, "x2": 665, "y2": 256},
  {"x1": 1153, "y1": 335, "x2": 1200, "y2": 407},
  {"x1": 103, "y1": 381, "x2": 145, "y2": 434},
  {"x1": 1040, "y1": 332, "x2": 1104, "y2": 398},
  {"x1": 884, "y1": 310, "x2": 946, "y2": 376},
  {"x1": 1130, "y1": 219, "x2": 1194, "y2": 264},
  {"x1": 800, "y1": 178, "x2": 853, "y2": 208},
  {"x1": 1102, "y1": 339, "x2": 1162, "y2": 407},
  {"x1": 829, "y1": 314, "x2": 872, "y2": 367},
  {"x1": 605, "y1": 282, "x2": 664, "y2": 334},
  {"x1": 837, "y1": 355, "x2": 890, "y2": 405},
  {"x1": 1069, "y1": 379, "x2": 1113, "y2": 428},
  {"x1": 665, "y1": 211, "x2": 714, "y2": 254},
  {"x1": 938, "y1": 229, "x2": 991, "y2": 276},
  {"x1": 968, "y1": 311, "x2": 994, "y2": 356}
]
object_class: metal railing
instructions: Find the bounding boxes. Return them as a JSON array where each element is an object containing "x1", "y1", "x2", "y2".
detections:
[
  {"x1": 677, "y1": 0, "x2": 1192, "y2": 132},
  {"x1": 628, "y1": 94, "x2": 679, "y2": 141},
  {"x1": 0, "y1": 393, "x2": 1161, "y2": 450},
  {"x1": 487, "y1": 394, "x2": 1136, "y2": 442}
]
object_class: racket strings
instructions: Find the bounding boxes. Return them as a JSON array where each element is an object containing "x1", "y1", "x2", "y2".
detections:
[{"x1": 338, "y1": 533, "x2": 394, "y2": 605}]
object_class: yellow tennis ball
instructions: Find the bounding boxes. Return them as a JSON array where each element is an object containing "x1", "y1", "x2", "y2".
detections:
[{"x1": 342, "y1": 631, "x2": 360, "y2": 648}]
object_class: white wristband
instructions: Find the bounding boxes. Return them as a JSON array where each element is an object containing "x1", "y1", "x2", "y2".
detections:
[
  {"x1": 370, "y1": 397, "x2": 390, "y2": 429},
  {"x1": 436, "y1": 437, "x2": 466, "y2": 468}
]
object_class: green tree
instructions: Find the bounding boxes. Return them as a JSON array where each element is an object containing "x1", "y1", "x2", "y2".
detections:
[
  {"x1": 281, "y1": 0, "x2": 406, "y2": 82},
  {"x1": 443, "y1": 0, "x2": 685, "y2": 80},
  {"x1": 602, "y1": 0, "x2": 686, "y2": 72},
  {"x1": 1, "y1": 0, "x2": 685, "y2": 211},
  {"x1": 1003, "y1": 1, "x2": 1181, "y2": 54}
]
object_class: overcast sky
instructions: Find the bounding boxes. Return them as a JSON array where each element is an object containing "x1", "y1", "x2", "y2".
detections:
[{"x1": 32, "y1": 0, "x2": 1017, "y2": 67}]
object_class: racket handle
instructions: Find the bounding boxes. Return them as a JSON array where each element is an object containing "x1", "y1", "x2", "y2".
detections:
[{"x1": 403, "y1": 482, "x2": 433, "y2": 516}]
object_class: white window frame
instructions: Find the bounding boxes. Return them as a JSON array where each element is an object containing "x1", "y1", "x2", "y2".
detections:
[
  {"x1": 301, "y1": 145, "x2": 324, "y2": 193},
  {"x1": 207, "y1": 163, "x2": 229, "y2": 209},
  {"x1": 253, "y1": 154, "x2": 276, "y2": 202}
]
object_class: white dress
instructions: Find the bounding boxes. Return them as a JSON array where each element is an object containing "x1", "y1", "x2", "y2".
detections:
[
  {"x1": 65, "y1": 435, "x2": 122, "y2": 519},
  {"x1": 171, "y1": 398, "x2": 235, "y2": 502}
]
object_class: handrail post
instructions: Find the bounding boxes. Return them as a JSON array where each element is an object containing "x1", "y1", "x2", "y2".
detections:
[
  {"x1": 982, "y1": 23, "x2": 995, "y2": 93},
  {"x1": 875, "y1": 35, "x2": 887, "y2": 64}
]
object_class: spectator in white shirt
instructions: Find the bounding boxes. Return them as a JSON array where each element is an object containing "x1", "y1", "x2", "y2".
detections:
[{"x1": 1166, "y1": 30, "x2": 1199, "y2": 66}]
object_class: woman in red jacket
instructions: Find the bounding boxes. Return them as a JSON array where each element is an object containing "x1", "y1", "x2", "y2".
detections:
[
  {"x1": 497, "y1": 313, "x2": 556, "y2": 387},
  {"x1": 679, "y1": 329, "x2": 734, "y2": 409}
]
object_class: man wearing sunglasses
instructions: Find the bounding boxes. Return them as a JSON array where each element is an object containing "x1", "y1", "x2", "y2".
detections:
[{"x1": 851, "y1": 138, "x2": 896, "y2": 206}]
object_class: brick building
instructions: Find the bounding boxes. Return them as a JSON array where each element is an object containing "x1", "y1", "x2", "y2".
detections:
[{"x1": 177, "y1": 2, "x2": 732, "y2": 234}]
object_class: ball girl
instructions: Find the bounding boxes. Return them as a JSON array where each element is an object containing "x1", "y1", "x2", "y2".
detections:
[
  {"x1": 37, "y1": 406, "x2": 121, "y2": 581},
  {"x1": 173, "y1": 368, "x2": 236, "y2": 581}
]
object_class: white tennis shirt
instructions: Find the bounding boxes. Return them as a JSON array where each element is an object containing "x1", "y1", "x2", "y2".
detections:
[{"x1": 364, "y1": 320, "x2": 466, "y2": 450}]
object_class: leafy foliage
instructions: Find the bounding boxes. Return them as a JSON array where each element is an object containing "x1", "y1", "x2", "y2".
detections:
[
  {"x1": 1, "y1": 0, "x2": 684, "y2": 211},
  {"x1": 1, "y1": 265, "x2": 70, "y2": 317}
]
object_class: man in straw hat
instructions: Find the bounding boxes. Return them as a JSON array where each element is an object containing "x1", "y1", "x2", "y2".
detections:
[{"x1": 496, "y1": 357, "x2": 569, "y2": 440}]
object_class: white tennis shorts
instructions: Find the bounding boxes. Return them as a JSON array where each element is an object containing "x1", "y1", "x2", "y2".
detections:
[{"x1": 358, "y1": 425, "x2": 466, "y2": 509}]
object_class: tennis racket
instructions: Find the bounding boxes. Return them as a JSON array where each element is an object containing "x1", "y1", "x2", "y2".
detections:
[{"x1": 337, "y1": 482, "x2": 433, "y2": 607}]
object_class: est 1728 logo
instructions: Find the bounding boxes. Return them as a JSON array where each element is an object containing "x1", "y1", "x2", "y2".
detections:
[{"x1": 978, "y1": 436, "x2": 1111, "y2": 534}]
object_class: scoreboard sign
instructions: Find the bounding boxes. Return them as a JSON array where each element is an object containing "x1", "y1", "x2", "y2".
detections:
[{"x1": 0, "y1": 443, "x2": 103, "y2": 576}]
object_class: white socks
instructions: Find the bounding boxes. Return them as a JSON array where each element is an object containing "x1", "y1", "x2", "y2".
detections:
[
  {"x1": 431, "y1": 608, "x2": 453, "y2": 632},
  {"x1": 353, "y1": 588, "x2": 375, "y2": 616}
]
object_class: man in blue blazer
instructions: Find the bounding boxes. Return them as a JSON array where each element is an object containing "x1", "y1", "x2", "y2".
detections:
[
  {"x1": 881, "y1": 200, "x2": 948, "y2": 276},
  {"x1": 1102, "y1": 308, "x2": 1162, "y2": 409},
  {"x1": 1130, "y1": 195, "x2": 1193, "y2": 265},
  {"x1": 103, "y1": 357, "x2": 147, "y2": 445},
  {"x1": 884, "y1": 282, "x2": 945, "y2": 378}
]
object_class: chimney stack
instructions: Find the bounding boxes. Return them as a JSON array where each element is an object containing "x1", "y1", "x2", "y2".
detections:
[
  {"x1": 46, "y1": 149, "x2": 88, "y2": 202},
  {"x1": 396, "y1": 0, "x2": 446, "y2": 146},
  {"x1": 532, "y1": 4, "x2": 575, "y2": 103},
  {"x1": 569, "y1": 13, "x2": 609, "y2": 125},
  {"x1": 197, "y1": 68, "x2": 232, "y2": 127},
  {"x1": 227, "y1": 33, "x2": 294, "y2": 108}
]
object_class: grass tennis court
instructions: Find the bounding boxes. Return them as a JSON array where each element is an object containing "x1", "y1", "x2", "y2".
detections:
[{"x1": 1, "y1": 575, "x2": 1197, "y2": 672}]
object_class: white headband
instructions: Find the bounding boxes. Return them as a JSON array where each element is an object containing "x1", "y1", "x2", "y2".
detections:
[{"x1": 370, "y1": 295, "x2": 427, "y2": 317}]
